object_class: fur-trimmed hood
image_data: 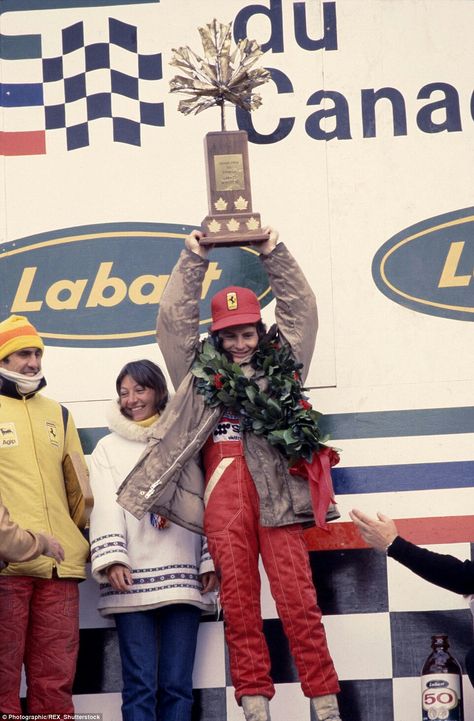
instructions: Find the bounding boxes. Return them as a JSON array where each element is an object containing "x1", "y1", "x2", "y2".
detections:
[{"x1": 106, "y1": 401, "x2": 160, "y2": 443}]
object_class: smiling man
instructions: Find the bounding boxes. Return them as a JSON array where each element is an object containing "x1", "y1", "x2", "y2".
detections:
[{"x1": 0, "y1": 314, "x2": 90, "y2": 716}]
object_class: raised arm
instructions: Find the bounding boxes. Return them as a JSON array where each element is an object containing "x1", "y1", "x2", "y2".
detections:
[
  {"x1": 157, "y1": 230, "x2": 210, "y2": 390},
  {"x1": 259, "y1": 231, "x2": 318, "y2": 383}
]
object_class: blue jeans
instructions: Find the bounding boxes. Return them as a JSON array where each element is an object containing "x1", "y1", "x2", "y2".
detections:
[{"x1": 114, "y1": 604, "x2": 201, "y2": 721}]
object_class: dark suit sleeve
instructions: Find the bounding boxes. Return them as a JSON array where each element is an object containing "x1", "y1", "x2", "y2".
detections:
[{"x1": 388, "y1": 536, "x2": 474, "y2": 595}]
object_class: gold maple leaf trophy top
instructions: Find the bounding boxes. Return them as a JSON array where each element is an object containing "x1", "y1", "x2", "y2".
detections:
[{"x1": 169, "y1": 20, "x2": 271, "y2": 246}]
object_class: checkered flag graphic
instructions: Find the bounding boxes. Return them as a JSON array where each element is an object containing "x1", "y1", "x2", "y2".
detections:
[{"x1": 43, "y1": 18, "x2": 164, "y2": 149}]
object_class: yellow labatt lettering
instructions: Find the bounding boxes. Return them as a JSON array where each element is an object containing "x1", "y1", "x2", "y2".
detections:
[
  {"x1": 128, "y1": 274, "x2": 169, "y2": 305},
  {"x1": 11, "y1": 267, "x2": 43, "y2": 311},
  {"x1": 46, "y1": 278, "x2": 88, "y2": 310},
  {"x1": 85, "y1": 262, "x2": 127, "y2": 308},
  {"x1": 438, "y1": 241, "x2": 473, "y2": 288},
  {"x1": 10, "y1": 261, "x2": 223, "y2": 312},
  {"x1": 201, "y1": 262, "x2": 222, "y2": 299}
]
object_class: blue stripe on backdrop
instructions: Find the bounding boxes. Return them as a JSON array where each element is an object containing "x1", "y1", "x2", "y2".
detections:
[
  {"x1": 0, "y1": 83, "x2": 44, "y2": 107},
  {"x1": 0, "y1": 34, "x2": 42, "y2": 59},
  {"x1": 319, "y1": 406, "x2": 474, "y2": 439},
  {"x1": 0, "y1": 0, "x2": 158, "y2": 12},
  {"x1": 78, "y1": 405, "x2": 474, "y2": 455},
  {"x1": 333, "y1": 460, "x2": 474, "y2": 494}
]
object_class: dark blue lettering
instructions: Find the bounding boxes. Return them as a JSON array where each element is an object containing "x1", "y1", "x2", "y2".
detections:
[
  {"x1": 233, "y1": 0, "x2": 284, "y2": 53},
  {"x1": 361, "y1": 87, "x2": 407, "y2": 137},
  {"x1": 236, "y1": 68, "x2": 295, "y2": 143},
  {"x1": 306, "y1": 90, "x2": 351, "y2": 140},
  {"x1": 294, "y1": 1, "x2": 338, "y2": 51},
  {"x1": 417, "y1": 82, "x2": 462, "y2": 133}
]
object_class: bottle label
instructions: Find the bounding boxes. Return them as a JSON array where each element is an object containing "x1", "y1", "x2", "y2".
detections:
[{"x1": 421, "y1": 674, "x2": 463, "y2": 720}]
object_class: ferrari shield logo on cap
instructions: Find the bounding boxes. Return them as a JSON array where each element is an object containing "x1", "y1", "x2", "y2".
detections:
[{"x1": 226, "y1": 292, "x2": 238, "y2": 310}]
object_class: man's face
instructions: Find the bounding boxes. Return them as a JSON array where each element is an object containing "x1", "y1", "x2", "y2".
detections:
[
  {"x1": 0, "y1": 347, "x2": 43, "y2": 375},
  {"x1": 219, "y1": 324, "x2": 259, "y2": 363}
]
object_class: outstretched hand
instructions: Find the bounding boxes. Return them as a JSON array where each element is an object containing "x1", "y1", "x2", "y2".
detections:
[
  {"x1": 252, "y1": 226, "x2": 279, "y2": 256},
  {"x1": 349, "y1": 508, "x2": 399, "y2": 552},
  {"x1": 185, "y1": 229, "x2": 212, "y2": 258}
]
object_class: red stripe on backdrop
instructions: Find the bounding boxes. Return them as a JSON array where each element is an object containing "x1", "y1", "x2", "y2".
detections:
[
  {"x1": 0, "y1": 130, "x2": 46, "y2": 155},
  {"x1": 305, "y1": 515, "x2": 474, "y2": 551}
]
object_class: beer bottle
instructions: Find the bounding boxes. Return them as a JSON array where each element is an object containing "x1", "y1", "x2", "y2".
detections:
[{"x1": 421, "y1": 634, "x2": 463, "y2": 720}]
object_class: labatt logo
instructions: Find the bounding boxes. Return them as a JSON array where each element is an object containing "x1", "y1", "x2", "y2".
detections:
[
  {"x1": 372, "y1": 207, "x2": 473, "y2": 322},
  {"x1": 0, "y1": 223, "x2": 272, "y2": 347}
]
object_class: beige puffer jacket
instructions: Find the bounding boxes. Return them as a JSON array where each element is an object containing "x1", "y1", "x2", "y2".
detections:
[
  {"x1": 0, "y1": 499, "x2": 49, "y2": 564},
  {"x1": 117, "y1": 243, "x2": 320, "y2": 534}
]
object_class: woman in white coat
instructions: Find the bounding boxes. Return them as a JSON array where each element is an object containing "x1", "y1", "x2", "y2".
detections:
[{"x1": 89, "y1": 360, "x2": 216, "y2": 721}]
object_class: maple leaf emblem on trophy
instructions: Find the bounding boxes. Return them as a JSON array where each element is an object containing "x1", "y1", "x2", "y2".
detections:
[{"x1": 169, "y1": 20, "x2": 271, "y2": 247}]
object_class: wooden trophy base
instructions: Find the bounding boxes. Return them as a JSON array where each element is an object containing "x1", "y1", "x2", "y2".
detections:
[
  {"x1": 200, "y1": 212, "x2": 269, "y2": 247},
  {"x1": 200, "y1": 130, "x2": 266, "y2": 247}
]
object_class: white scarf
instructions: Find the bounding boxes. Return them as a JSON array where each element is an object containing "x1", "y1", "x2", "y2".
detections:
[
  {"x1": 106, "y1": 401, "x2": 161, "y2": 442},
  {"x1": 0, "y1": 368, "x2": 44, "y2": 395}
]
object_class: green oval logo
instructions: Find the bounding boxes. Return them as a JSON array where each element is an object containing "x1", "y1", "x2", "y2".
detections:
[
  {"x1": 372, "y1": 208, "x2": 474, "y2": 321},
  {"x1": 0, "y1": 222, "x2": 273, "y2": 346}
]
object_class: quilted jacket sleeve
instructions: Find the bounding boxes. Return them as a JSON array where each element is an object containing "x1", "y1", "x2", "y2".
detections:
[
  {"x1": 261, "y1": 242, "x2": 318, "y2": 383},
  {"x1": 0, "y1": 500, "x2": 47, "y2": 563},
  {"x1": 157, "y1": 249, "x2": 210, "y2": 390}
]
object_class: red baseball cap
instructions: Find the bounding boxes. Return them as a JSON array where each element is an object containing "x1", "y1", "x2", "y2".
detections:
[{"x1": 210, "y1": 286, "x2": 262, "y2": 331}]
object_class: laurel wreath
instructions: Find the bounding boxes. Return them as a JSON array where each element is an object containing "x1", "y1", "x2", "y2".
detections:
[{"x1": 191, "y1": 331, "x2": 323, "y2": 463}]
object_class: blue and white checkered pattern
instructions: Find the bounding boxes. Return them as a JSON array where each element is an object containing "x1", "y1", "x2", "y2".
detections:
[{"x1": 42, "y1": 18, "x2": 164, "y2": 149}]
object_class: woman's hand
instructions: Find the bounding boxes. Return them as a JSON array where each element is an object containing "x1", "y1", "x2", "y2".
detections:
[
  {"x1": 349, "y1": 509, "x2": 398, "y2": 552},
  {"x1": 253, "y1": 226, "x2": 279, "y2": 256},
  {"x1": 106, "y1": 563, "x2": 133, "y2": 592},
  {"x1": 185, "y1": 229, "x2": 211, "y2": 258},
  {"x1": 199, "y1": 571, "x2": 219, "y2": 594}
]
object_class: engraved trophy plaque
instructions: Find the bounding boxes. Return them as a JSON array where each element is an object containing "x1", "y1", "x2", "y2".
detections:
[
  {"x1": 169, "y1": 20, "x2": 270, "y2": 246},
  {"x1": 200, "y1": 129, "x2": 268, "y2": 246}
]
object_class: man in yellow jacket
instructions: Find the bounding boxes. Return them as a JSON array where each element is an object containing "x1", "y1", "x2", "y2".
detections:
[{"x1": 0, "y1": 315, "x2": 90, "y2": 716}]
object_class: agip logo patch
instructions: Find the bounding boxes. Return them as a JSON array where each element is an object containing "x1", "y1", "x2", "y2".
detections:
[
  {"x1": 372, "y1": 208, "x2": 474, "y2": 321},
  {"x1": 0, "y1": 223, "x2": 273, "y2": 347},
  {"x1": 0, "y1": 423, "x2": 18, "y2": 448}
]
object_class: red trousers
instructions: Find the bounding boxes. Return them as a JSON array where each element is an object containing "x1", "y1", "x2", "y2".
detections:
[
  {"x1": 203, "y1": 438, "x2": 340, "y2": 703},
  {"x1": 0, "y1": 575, "x2": 79, "y2": 714}
]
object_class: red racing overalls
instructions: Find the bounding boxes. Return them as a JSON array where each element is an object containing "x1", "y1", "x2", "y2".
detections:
[{"x1": 202, "y1": 411, "x2": 340, "y2": 703}]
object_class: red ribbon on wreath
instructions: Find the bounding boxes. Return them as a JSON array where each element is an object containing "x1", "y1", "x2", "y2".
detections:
[{"x1": 289, "y1": 446, "x2": 340, "y2": 530}]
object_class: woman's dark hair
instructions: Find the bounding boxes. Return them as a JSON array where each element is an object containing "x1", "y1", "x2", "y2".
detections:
[
  {"x1": 209, "y1": 320, "x2": 267, "y2": 360},
  {"x1": 116, "y1": 360, "x2": 168, "y2": 415}
]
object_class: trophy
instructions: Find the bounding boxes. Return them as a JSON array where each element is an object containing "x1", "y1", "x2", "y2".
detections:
[{"x1": 169, "y1": 20, "x2": 271, "y2": 246}]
